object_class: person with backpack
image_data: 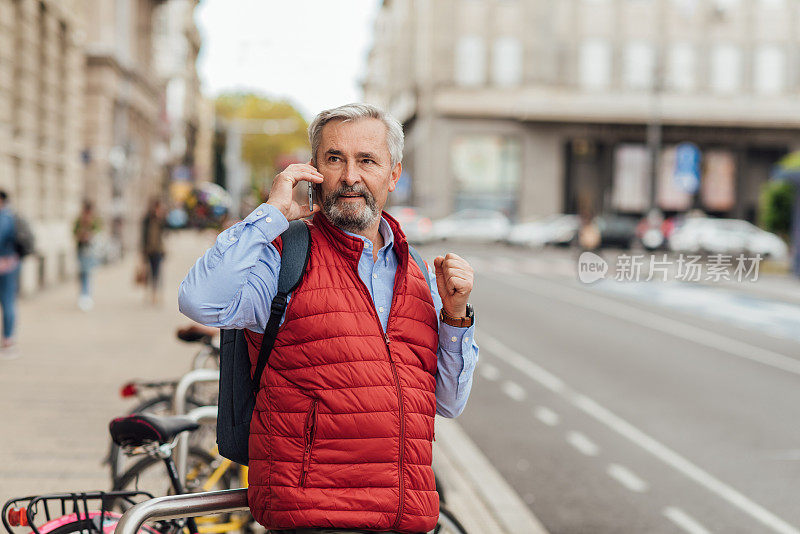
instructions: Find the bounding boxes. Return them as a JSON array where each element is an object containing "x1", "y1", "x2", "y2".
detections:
[
  {"x1": 179, "y1": 103, "x2": 478, "y2": 534},
  {"x1": 0, "y1": 190, "x2": 23, "y2": 358}
]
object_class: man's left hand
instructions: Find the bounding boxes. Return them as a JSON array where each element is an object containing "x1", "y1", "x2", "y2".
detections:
[{"x1": 434, "y1": 253, "x2": 474, "y2": 318}]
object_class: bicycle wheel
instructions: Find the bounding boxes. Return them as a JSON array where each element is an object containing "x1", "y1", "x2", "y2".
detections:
[
  {"x1": 432, "y1": 505, "x2": 468, "y2": 534},
  {"x1": 107, "y1": 394, "x2": 208, "y2": 484},
  {"x1": 37, "y1": 513, "x2": 165, "y2": 534},
  {"x1": 112, "y1": 447, "x2": 233, "y2": 499}
]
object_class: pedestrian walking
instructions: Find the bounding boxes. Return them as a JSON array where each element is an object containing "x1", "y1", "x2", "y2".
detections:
[
  {"x1": 0, "y1": 191, "x2": 21, "y2": 358},
  {"x1": 179, "y1": 103, "x2": 479, "y2": 533},
  {"x1": 141, "y1": 198, "x2": 167, "y2": 305},
  {"x1": 73, "y1": 200, "x2": 101, "y2": 311}
]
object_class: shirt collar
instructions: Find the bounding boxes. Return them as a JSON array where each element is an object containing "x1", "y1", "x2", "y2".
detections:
[{"x1": 342, "y1": 216, "x2": 395, "y2": 253}]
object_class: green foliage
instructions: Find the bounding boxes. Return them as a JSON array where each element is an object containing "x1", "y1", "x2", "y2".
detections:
[
  {"x1": 759, "y1": 180, "x2": 794, "y2": 237},
  {"x1": 215, "y1": 93, "x2": 309, "y2": 193}
]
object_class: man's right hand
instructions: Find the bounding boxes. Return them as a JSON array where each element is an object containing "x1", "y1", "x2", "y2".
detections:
[{"x1": 266, "y1": 163, "x2": 324, "y2": 220}]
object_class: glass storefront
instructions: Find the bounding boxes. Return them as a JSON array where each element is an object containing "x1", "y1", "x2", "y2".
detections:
[{"x1": 450, "y1": 135, "x2": 521, "y2": 217}]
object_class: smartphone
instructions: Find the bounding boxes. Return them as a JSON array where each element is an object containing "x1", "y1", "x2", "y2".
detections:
[{"x1": 308, "y1": 181, "x2": 314, "y2": 211}]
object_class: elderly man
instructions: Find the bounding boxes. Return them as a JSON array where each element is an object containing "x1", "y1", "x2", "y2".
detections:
[{"x1": 179, "y1": 103, "x2": 478, "y2": 534}]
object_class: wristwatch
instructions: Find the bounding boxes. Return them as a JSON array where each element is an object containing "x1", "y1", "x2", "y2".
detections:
[{"x1": 440, "y1": 304, "x2": 474, "y2": 328}]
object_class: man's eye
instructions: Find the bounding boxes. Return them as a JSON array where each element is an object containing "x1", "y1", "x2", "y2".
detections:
[
  {"x1": 362, "y1": 159, "x2": 375, "y2": 164},
  {"x1": 328, "y1": 156, "x2": 340, "y2": 162}
]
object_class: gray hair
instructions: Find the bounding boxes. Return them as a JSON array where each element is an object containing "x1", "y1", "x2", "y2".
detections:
[{"x1": 308, "y1": 103, "x2": 404, "y2": 167}]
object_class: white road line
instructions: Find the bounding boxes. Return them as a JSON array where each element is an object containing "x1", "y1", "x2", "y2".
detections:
[
  {"x1": 663, "y1": 507, "x2": 712, "y2": 534},
  {"x1": 501, "y1": 380, "x2": 527, "y2": 401},
  {"x1": 607, "y1": 463, "x2": 649, "y2": 493},
  {"x1": 480, "y1": 332, "x2": 800, "y2": 534},
  {"x1": 567, "y1": 431, "x2": 600, "y2": 456},
  {"x1": 483, "y1": 271, "x2": 800, "y2": 378},
  {"x1": 534, "y1": 406, "x2": 560, "y2": 426},
  {"x1": 480, "y1": 362, "x2": 500, "y2": 381}
]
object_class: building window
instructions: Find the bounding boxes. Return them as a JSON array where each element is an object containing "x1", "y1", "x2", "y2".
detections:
[
  {"x1": 450, "y1": 135, "x2": 521, "y2": 217},
  {"x1": 710, "y1": 44, "x2": 741, "y2": 94},
  {"x1": 667, "y1": 42, "x2": 695, "y2": 92},
  {"x1": 754, "y1": 45, "x2": 785, "y2": 95},
  {"x1": 455, "y1": 36, "x2": 486, "y2": 87},
  {"x1": 492, "y1": 37, "x2": 522, "y2": 87},
  {"x1": 623, "y1": 41, "x2": 655, "y2": 90},
  {"x1": 579, "y1": 39, "x2": 611, "y2": 90}
]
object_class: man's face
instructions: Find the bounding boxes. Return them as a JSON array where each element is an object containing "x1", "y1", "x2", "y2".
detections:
[{"x1": 314, "y1": 118, "x2": 401, "y2": 233}]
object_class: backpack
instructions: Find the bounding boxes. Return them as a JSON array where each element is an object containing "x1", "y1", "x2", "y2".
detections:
[
  {"x1": 216, "y1": 220, "x2": 433, "y2": 466},
  {"x1": 13, "y1": 214, "x2": 35, "y2": 258}
]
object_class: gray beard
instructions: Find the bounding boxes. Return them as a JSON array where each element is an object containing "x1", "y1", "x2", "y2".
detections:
[{"x1": 322, "y1": 184, "x2": 380, "y2": 232}]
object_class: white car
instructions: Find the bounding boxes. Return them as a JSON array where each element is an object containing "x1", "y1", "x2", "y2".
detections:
[
  {"x1": 432, "y1": 209, "x2": 512, "y2": 242},
  {"x1": 385, "y1": 206, "x2": 435, "y2": 245},
  {"x1": 506, "y1": 215, "x2": 579, "y2": 247},
  {"x1": 669, "y1": 218, "x2": 788, "y2": 260}
]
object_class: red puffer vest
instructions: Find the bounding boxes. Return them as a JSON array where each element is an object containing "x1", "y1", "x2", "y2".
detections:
[{"x1": 244, "y1": 212, "x2": 440, "y2": 533}]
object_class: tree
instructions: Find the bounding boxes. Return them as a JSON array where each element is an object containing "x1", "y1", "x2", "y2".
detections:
[
  {"x1": 759, "y1": 180, "x2": 794, "y2": 238},
  {"x1": 215, "y1": 93, "x2": 310, "y2": 195}
]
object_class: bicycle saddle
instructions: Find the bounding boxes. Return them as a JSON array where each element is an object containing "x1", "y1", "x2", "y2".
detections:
[{"x1": 109, "y1": 413, "x2": 199, "y2": 447}]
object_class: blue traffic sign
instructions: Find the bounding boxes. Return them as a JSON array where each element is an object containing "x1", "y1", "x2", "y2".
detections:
[{"x1": 674, "y1": 142, "x2": 701, "y2": 194}]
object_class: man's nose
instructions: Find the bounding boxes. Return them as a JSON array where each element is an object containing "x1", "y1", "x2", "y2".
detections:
[{"x1": 341, "y1": 162, "x2": 361, "y2": 186}]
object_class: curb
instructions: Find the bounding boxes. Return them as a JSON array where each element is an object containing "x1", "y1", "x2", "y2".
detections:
[{"x1": 433, "y1": 418, "x2": 548, "y2": 533}]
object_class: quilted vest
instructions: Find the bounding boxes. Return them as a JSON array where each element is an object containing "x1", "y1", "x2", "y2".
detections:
[{"x1": 245, "y1": 212, "x2": 440, "y2": 533}]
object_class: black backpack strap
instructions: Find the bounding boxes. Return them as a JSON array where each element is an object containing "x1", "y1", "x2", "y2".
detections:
[
  {"x1": 408, "y1": 246, "x2": 432, "y2": 294},
  {"x1": 251, "y1": 220, "x2": 311, "y2": 392}
]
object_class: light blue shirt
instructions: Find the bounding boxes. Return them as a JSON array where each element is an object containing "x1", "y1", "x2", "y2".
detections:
[{"x1": 178, "y1": 204, "x2": 478, "y2": 418}]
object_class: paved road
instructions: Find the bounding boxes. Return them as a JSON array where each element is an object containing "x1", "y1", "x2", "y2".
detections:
[{"x1": 417, "y1": 241, "x2": 800, "y2": 534}]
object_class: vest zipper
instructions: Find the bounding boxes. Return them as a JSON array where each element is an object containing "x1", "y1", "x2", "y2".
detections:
[
  {"x1": 351, "y1": 254, "x2": 408, "y2": 530},
  {"x1": 300, "y1": 398, "x2": 318, "y2": 487},
  {"x1": 384, "y1": 332, "x2": 406, "y2": 530}
]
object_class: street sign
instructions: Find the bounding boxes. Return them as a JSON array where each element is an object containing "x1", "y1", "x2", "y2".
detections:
[{"x1": 674, "y1": 142, "x2": 701, "y2": 195}]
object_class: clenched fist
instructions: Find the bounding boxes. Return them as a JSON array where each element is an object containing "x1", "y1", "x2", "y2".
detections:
[{"x1": 434, "y1": 253, "x2": 474, "y2": 318}]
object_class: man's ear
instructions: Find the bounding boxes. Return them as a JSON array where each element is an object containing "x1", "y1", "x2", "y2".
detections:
[{"x1": 388, "y1": 162, "x2": 402, "y2": 193}]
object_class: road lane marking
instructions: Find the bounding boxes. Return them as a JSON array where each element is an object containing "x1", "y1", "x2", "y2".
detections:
[
  {"x1": 607, "y1": 463, "x2": 649, "y2": 493},
  {"x1": 480, "y1": 332, "x2": 800, "y2": 534},
  {"x1": 534, "y1": 406, "x2": 560, "y2": 426},
  {"x1": 501, "y1": 380, "x2": 527, "y2": 401},
  {"x1": 480, "y1": 362, "x2": 500, "y2": 381},
  {"x1": 663, "y1": 507, "x2": 712, "y2": 534},
  {"x1": 481, "y1": 271, "x2": 800, "y2": 378},
  {"x1": 567, "y1": 431, "x2": 599, "y2": 456}
]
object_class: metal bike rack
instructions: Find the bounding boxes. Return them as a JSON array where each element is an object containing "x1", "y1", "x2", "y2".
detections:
[
  {"x1": 115, "y1": 488, "x2": 248, "y2": 534},
  {"x1": 173, "y1": 369, "x2": 219, "y2": 479}
]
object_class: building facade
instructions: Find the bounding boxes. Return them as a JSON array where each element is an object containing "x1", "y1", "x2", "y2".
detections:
[
  {"x1": 82, "y1": 0, "x2": 167, "y2": 255},
  {"x1": 0, "y1": 0, "x2": 85, "y2": 293},
  {"x1": 364, "y1": 0, "x2": 800, "y2": 222}
]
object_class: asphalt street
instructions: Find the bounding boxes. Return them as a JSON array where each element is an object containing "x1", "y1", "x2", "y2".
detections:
[{"x1": 417, "y1": 241, "x2": 800, "y2": 534}]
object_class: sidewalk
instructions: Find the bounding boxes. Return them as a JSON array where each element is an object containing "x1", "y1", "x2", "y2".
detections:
[{"x1": 0, "y1": 230, "x2": 546, "y2": 533}]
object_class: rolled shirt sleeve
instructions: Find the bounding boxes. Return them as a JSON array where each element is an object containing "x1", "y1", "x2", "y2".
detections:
[
  {"x1": 427, "y1": 263, "x2": 479, "y2": 418},
  {"x1": 178, "y1": 204, "x2": 287, "y2": 332}
]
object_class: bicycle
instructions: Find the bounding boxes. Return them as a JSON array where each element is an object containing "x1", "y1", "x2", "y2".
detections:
[
  {"x1": 107, "y1": 327, "x2": 221, "y2": 484},
  {"x1": 3, "y1": 414, "x2": 215, "y2": 534}
]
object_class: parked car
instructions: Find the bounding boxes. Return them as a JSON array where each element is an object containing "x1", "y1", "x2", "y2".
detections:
[
  {"x1": 668, "y1": 218, "x2": 788, "y2": 259},
  {"x1": 594, "y1": 215, "x2": 639, "y2": 249},
  {"x1": 506, "y1": 214, "x2": 579, "y2": 248},
  {"x1": 432, "y1": 209, "x2": 512, "y2": 242},
  {"x1": 385, "y1": 206, "x2": 434, "y2": 245}
]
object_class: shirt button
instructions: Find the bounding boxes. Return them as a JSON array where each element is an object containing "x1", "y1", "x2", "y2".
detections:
[
  {"x1": 265, "y1": 217, "x2": 272, "y2": 223},
  {"x1": 451, "y1": 336, "x2": 458, "y2": 343},
  {"x1": 229, "y1": 236, "x2": 236, "y2": 241},
  {"x1": 256, "y1": 210, "x2": 263, "y2": 216},
  {"x1": 373, "y1": 273, "x2": 378, "y2": 279},
  {"x1": 379, "y1": 306, "x2": 385, "y2": 313}
]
